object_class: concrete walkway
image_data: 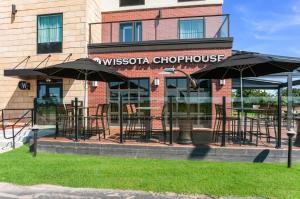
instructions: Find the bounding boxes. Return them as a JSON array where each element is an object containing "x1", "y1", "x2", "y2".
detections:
[{"x1": 0, "y1": 183, "x2": 263, "y2": 199}]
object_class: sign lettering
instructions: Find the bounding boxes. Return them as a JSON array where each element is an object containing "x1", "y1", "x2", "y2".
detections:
[
  {"x1": 18, "y1": 81, "x2": 30, "y2": 90},
  {"x1": 93, "y1": 55, "x2": 225, "y2": 66}
]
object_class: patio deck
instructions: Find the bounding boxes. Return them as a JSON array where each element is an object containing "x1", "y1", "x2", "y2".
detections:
[{"x1": 37, "y1": 127, "x2": 300, "y2": 163}]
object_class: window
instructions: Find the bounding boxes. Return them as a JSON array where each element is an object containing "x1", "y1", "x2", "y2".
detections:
[
  {"x1": 37, "y1": 14, "x2": 63, "y2": 54},
  {"x1": 179, "y1": 19, "x2": 204, "y2": 39},
  {"x1": 108, "y1": 79, "x2": 150, "y2": 125},
  {"x1": 166, "y1": 77, "x2": 212, "y2": 128},
  {"x1": 120, "y1": 22, "x2": 142, "y2": 42},
  {"x1": 120, "y1": 0, "x2": 145, "y2": 7}
]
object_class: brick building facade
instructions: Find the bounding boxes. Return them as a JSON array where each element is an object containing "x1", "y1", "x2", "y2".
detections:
[{"x1": 88, "y1": 1, "x2": 232, "y2": 127}]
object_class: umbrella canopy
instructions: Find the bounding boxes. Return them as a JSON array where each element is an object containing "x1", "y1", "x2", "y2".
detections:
[
  {"x1": 191, "y1": 51, "x2": 300, "y2": 136},
  {"x1": 34, "y1": 58, "x2": 127, "y2": 82},
  {"x1": 191, "y1": 52, "x2": 300, "y2": 79},
  {"x1": 35, "y1": 58, "x2": 127, "y2": 112}
]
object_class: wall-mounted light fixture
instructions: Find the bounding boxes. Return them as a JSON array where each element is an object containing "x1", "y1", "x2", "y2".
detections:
[
  {"x1": 45, "y1": 78, "x2": 52, "y2": 83},
  {"x1": 91, "y1": 81, "x2": 98, "y2": 88},
  {"x1": 219, "y1": 79, "x2": 226, "y2": 86},
  {"x1": 12, "y1": 4, "x2": 17, "y2": 15},
  {"x1": 153, "y1": 78, "x2": 160, "y2": 86}
]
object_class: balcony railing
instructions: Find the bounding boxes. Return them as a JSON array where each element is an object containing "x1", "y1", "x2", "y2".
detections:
[{"x1": 88, "y1": 14, "x2": 230, "y2": 45}]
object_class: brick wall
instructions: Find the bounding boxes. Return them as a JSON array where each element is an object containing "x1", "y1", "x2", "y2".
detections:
[
  {"x1": 102, "y1": 5, "x2": 223, "y2": 22},
  {"x1": 99, "y1": 5, "x2": 224, "y2": 43},
  {"x1": 88, "y1": 48, "x2": 232, "y2": 128}
]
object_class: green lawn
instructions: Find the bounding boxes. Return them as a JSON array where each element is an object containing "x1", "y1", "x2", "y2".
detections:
[{"x1": 0, "y1": 146, "x2": 300, "y2": 199}]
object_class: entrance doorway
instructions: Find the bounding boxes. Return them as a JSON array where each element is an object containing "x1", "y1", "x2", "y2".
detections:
[
  {"x1": 37, "y1": 79, "x2": 63, "y2": 105},
  {"x1": 36, "y1": 79, "x2": 63, "y2": 125}
]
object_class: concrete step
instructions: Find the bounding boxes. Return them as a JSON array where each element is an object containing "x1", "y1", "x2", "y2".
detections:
[
  {"x1": 0, "y1": 128, "x2": 31, "y2": 153},
  {"x1": 0, "y1": 125, "x2": 56, "y2": 154}
]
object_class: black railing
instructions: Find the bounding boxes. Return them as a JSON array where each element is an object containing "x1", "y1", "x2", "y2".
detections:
[
  {"x1": 1, "y1": 108, "x2": 34, "y2": 149},
  {"x1": 89, "y1": 14, "x2": 230, "y2": 44}
]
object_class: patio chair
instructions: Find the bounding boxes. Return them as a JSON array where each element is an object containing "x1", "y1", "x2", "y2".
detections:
[
  {"x1": 248, "y1": 108, "x2": 277, "y2": 146},
  {"x1": 125, "y1": 104, "x2": 146, "y2": 140},
  {"x1": 83, "y1": 104, "x2": 105, "y2": 141},
  {"x1": 212, "y1": 104, "x2": 239, "y2": 143},
  {"x1": 56, "y1": 104, "x2": 74, "y2": 138},
  {"x1": 101, "y1": 104, "x2": 110, "y2": 136},
  {"x1": 150, "y1": 104, "x2": 167, "y2": 143}
]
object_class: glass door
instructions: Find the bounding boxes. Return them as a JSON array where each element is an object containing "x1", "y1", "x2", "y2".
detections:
[
  {"x1": 37, "y1": 79, "x2": 63, "y2": 105},
  {"x1": 36, "y1": 79, "x2": 63, "y2": 125}
]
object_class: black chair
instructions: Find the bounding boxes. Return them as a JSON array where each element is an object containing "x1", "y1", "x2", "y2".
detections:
[
  {"x1": 56, "y1": 104, "x2": 74, "y2": 138},
  {"x1": 83, "y1": 104, "x2": 105, "y2": 141},
  {"x1": 151, "y1": 104, "x2": 167, "y2": 143},
  {"x1": 212, "y1": 104, "x2": 239, "y2": 143},
  {"x1": 125, "y1": 104, "x2": 146, "y2": 140},
  {"x1": 101, "y1": 104, "x2": 110, "y2": 136},
  {"x1": 248, "y1": 108, "x2": 277, "y2": 146}
]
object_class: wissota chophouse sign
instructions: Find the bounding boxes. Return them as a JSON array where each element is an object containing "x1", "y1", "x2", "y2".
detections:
[{"x1": 93, "y1": 55, "x2": 225, "y2": 66}]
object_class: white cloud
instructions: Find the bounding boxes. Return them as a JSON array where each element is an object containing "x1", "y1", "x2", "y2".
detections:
[
  {"x1": 242, "y1": 13, "x2": 300, "y2": 33},
  {"x1": 251, "y1": 33, "x2": 288, "y2": 41},
  {"x1": 235, "y1": 2, "x2": 300, "y2": 34},
  {"x1": 292, "y1": 0, "x2": 300, "y2": 13},
  {"x1": 289, "y1": 48, "x2": 300, "y2": 56}
]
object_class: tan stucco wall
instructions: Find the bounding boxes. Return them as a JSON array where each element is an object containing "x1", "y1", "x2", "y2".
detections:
[{"x1": 0, "y1": 0, "x2": 101, "y2": 109}]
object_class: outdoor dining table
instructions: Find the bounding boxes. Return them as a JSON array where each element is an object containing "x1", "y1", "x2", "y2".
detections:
[
  {"x1": 136, "y1": 106, "x2": 160, "y2": 142},
  {"x1": 231, "y1": 107, "x2": 268, "y2": 144},
  {"x1": 65, "y1": 106, "x2": 92, "y2": 138}
]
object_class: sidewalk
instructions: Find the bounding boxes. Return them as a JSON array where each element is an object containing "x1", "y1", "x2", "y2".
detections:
[{"x1": 0, "y1": 183, "x2": 263, "y2": 199}]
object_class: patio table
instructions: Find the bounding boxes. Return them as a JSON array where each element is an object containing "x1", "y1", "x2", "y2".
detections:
[
  {"x1": 231, "y1": 107, "x2": 268, "y2": 144},
  {"x1": 136, "y1": 106, "x2": 161, "y2": 142}
]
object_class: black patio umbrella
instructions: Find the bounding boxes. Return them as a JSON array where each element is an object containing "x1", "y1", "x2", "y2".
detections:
[
  {"x1": 191, "y1": 51, "x2": 300, "y2": 130},
  {"x1": 35, "y1": 58, "x2": 127, "y2": 107},
  {"x1": 192, "y1": 51, "x2": 300, "y2": 79}
]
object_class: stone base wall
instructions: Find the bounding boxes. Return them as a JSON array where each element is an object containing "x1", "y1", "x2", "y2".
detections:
[{"x1": 37, "y1": 141, "x2": 300, "y2": 163}]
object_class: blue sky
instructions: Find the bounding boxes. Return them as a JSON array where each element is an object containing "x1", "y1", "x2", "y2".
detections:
[{"x1": 223, "y1": 0, "x2": 300, "y2": 57}]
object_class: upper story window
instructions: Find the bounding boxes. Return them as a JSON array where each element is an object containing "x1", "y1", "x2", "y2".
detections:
[
  {"x1": 120, "y1": 22, "x2": 142, "y2": 42},
  {"x1": 179, "y1": 18, "x2": 204, "y2": 39},
  {"x1": 120, "y1": 0, "x2": 145, "y2": 7},
  {"x1": 37, "y1": 13, "x2": 63, "y2": 54}
]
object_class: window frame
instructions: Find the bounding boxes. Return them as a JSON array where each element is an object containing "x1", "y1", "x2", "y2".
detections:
[
  {"x1": 119, "y1": 21, "x2": 143, "y2": 43},
  {"x1": 165, "y1": 77, "x2": 212, "y2": 128},
  {"x1": 37, "y1": 13, "x2": 63, "y2": 54},
  {"x1": 119, "y1": 0, "x2": 145, "y2": 7},
  {"x1": 179, "y1": 18, "x2": 205, "y2": 40},
  {"x1": 107, "y1": 78, "x2": 150, "y2": 126},
  {"x1": 37, "y1": 79, "x2": 63, "y2": 105}
]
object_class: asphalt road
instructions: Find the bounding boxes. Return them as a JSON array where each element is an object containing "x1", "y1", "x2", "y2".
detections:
[{"x1": 0, "y1": 183, "x2": 262, "y2": 199}]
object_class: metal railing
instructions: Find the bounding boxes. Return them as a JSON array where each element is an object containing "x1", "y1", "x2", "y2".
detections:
[
  {"x1": 88, "y1": 14, "x2": 230, "y2": 44},
  {"x1": 1, "y1": 108, "x2": 34, "y2": 149}
]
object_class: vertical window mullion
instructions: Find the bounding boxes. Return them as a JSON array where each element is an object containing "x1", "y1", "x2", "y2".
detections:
[{"x1": 132, "y1": 22, "x2": 135, "y2": 42}]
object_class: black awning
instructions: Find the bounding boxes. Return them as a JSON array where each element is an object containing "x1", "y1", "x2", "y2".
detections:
[{"x1": 4, "y1": 69, "x2": 50, "y2": 79}]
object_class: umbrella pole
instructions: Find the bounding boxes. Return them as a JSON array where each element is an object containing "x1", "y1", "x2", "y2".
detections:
[
  {"x1": 84, "y1": 73, "x2": 87, "y2": 109},
  {"x1": 84, "y1": 73, "x2": 88, "y2": 129},
  {"x1": 240, "y1": 71, "x2": 244, "y2": 145},
  {"x1": 287, "y1": 72, "x2": 293, "y2": 131}
]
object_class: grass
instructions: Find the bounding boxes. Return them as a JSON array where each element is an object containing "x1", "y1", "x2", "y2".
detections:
[{"x1": 1, "y1": 146, "x2": 300, "y2": 199}]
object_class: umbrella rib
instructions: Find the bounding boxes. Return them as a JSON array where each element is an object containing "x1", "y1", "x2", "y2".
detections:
[
  {"x1": 271, "y1": 62, "x2": 296, "y2": 72},
  {"x1": 49, "y1": 67, "x2": 65, "y2": 76},
  {"x1": 221, "y1": 66, "x2": 231, "y2": 79},
  {"x1": 249, "y1": 66, "x2": 257, "y2": 77},
  {"x1": 96, "y1": 71, "x2": 106, "y2": 81}
]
